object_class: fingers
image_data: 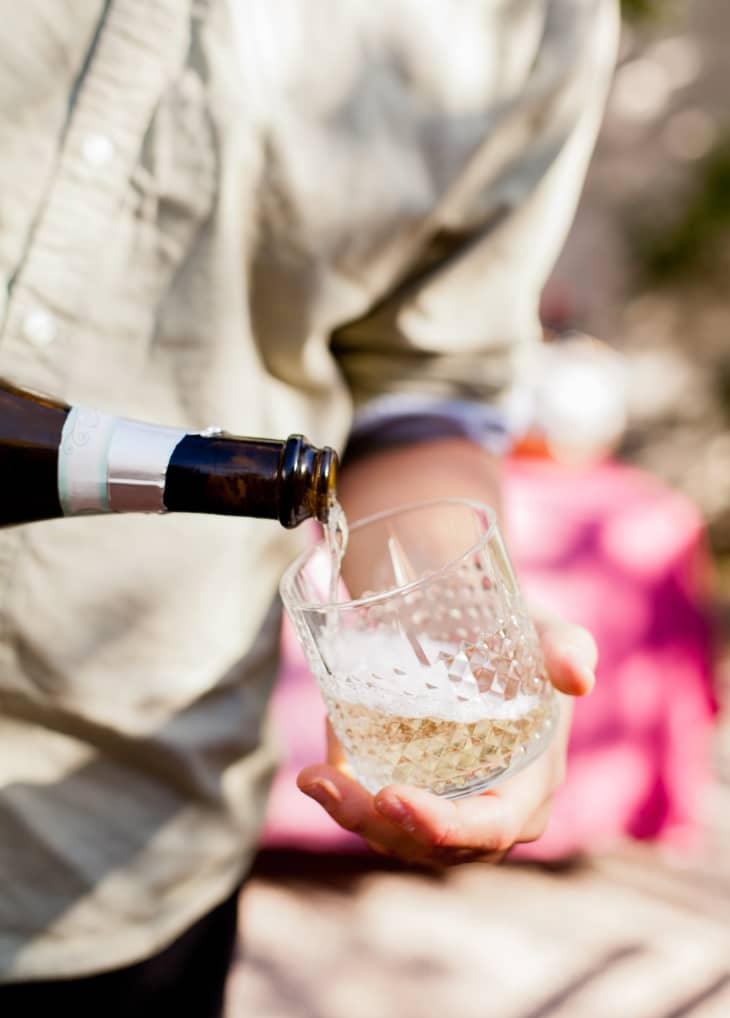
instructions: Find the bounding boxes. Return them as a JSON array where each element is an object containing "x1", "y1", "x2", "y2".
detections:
[
  {"x1": 518, "y1": 799, "x2": 554, "y2": 843},
  {"x1": 297, "y1": 763, "x2": 430, "y2": 859},
  {"x1": 297, "y1": 739, "x2": 560, "y2": 864},
  {"x1": 533, "y1": 612, "x2": 598, "y2": 697},
  {"x1": 298, "y1": 761, "x2": 513, "y2": 864},
  {"x1": 373, "y1": 784, "x2": 517, "y2": 855}
]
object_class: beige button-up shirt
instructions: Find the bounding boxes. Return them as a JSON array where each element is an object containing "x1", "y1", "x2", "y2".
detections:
[{"x1": 0, "y1": 0, "x2": 618, "y2": 981}]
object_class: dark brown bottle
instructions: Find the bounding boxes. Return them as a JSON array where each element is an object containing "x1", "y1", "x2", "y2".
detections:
[{"x1": 0, "y1": 379, "x2": 338, "y2": 528}]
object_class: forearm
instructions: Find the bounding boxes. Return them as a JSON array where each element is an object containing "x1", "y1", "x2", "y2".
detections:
[{"x1": 337, "y1": 437, "x2": 503, "y2": 527}]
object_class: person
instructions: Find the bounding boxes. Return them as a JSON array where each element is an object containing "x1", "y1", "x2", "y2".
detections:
[{"x1": 0, "y1": 0, "x2": 616, "y2": 1014}]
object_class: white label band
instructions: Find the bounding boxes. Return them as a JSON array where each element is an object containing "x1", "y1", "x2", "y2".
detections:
[{"x1": 58, "y1": 407, "x2": 186, "y2": 516}]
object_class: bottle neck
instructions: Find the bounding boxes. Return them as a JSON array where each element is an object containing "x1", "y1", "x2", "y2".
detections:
[
  {"x1": 163, "y1": 432, "x2": 285, "y2": 523},
  {"x1": 0, "y1": 377, "x2": 338, "y2": 528},
  {"x1": 163, "y1": 432, "x2": 337, "y2": 527},
  {"x1": 57, "y1": 408, "x2": 337, "y2": 526}
]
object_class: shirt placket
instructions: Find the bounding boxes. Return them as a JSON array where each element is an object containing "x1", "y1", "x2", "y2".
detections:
[{"x1": 0, "y1": 0, "x2": 190, "y2": 662}]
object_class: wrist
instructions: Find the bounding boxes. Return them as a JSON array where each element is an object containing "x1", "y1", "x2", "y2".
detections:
[{"x1": 337, "y1": 436, "x2": 503, "y2": 525}]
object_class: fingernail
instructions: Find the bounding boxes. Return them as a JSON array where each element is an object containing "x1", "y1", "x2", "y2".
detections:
[
  {"x1": 301, "y1": 779, "x2": 339, "y2": 808},
  {"x1": 561, "y1": 650, "x2": 594, "y2": 686},
  {"x1": 572, "y1": 663, "x2": 595, "y2": 690},
  {"x1": 564, "y1": 638, "x2": 598, "y2": 668},
  {"x1": 563, "y1": 643, "x2": 588, "y2": 664},
  {"x1": 376, "y1": 796, "x2": 417, "y2": 832}
]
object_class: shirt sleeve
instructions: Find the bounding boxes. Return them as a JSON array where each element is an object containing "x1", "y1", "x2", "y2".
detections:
[
  {"x1": 345, "y1": 394, "x2": 512, "y2": 461},
  {"x1": 330, "y1": 0, "x2": 619, "y2": 425}
]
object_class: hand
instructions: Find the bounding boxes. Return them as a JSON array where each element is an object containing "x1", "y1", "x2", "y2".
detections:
[{"x1": 297, "y1": 610, "x2": 597, "y2": 866}]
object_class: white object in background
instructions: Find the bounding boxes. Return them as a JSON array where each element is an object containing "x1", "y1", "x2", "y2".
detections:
[{"x1": 534, "y1": 335, "x2": 629, "y2": 465}]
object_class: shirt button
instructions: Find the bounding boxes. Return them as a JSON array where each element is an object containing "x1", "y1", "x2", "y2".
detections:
[
  {"x1": 82, "y1": 133, "x2": 115, "y2": 167},
  {"x1": 23, "y1": 309, "x2": 58, "y2": 347}
]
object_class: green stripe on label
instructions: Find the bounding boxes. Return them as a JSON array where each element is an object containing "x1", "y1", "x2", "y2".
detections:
[{"x1": 57, "y1": 406, "x2": 115, "y2": 516}]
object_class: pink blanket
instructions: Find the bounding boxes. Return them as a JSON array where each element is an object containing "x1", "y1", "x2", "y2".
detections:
[{"x1": 261, "y1": 459, "x2": 717, "y2": 859}]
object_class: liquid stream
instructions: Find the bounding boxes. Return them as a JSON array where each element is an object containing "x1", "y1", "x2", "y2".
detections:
[{"x1": 325, "y1": 496, "x2": 349, "y2": 608}]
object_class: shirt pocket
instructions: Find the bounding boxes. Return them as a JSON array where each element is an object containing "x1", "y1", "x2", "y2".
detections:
[{"x1": 78, "y1": 65, "x2": 218, "y2": 354}]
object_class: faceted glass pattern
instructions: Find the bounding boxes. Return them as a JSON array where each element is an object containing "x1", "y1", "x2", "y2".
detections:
[{"x1": 280, "y1": 499, "x2": 556, "y2": 798}]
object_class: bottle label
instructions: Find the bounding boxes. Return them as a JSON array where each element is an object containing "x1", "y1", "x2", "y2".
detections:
[{"x1": 58, "y1": 407, "x2": 186, "y2": 516}]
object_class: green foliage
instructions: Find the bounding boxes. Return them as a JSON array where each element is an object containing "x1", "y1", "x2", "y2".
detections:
[
  {"x1": 621, "y1": 0, "x2": 667, "y2": 20},
  {"x1": 635, "y1": 140, "x2": 730, "y2": 283}
]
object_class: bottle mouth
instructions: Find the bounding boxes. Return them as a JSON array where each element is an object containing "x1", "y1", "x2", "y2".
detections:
[
  {"x1": 279, "y1": 436, "x2": 339, "y2": 528},
  {"x1": 314, "y1": 445, "x2": 338, "y2": 522}
]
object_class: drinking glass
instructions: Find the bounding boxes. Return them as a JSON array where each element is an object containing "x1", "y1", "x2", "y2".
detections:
[{"x1": 280, "y1": 498, "x2": 557, "y2": 799}]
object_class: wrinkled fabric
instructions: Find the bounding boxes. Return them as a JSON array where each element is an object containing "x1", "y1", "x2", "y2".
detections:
[{"x1": 0, "y1": 0, "x2": 618, "y2": 980}]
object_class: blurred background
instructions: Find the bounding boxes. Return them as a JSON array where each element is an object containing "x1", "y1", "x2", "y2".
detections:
[
  {"x1": 548, "y1": 0, "x2": 730, "y2": 567},
  {"x1": 229, "y1": 2, "x2": 730, "y2": 1015}
]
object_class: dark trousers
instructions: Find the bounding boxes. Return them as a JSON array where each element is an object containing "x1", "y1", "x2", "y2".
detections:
[{"x1": 0, "y1": 884, "x2": 241, "y2": 1018}]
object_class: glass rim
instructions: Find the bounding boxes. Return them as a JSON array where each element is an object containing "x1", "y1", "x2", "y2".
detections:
[{"x1": 279, "y1": 496, "x2": 498, "y2": 614}]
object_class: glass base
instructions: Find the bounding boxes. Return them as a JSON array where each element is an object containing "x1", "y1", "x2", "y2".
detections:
[
  {"x1": 349, "y1": 697, "x2": 559, "y2": 800},
  {"x1": 435, "y1": 722, "x2": 555, "y2": 799}
]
